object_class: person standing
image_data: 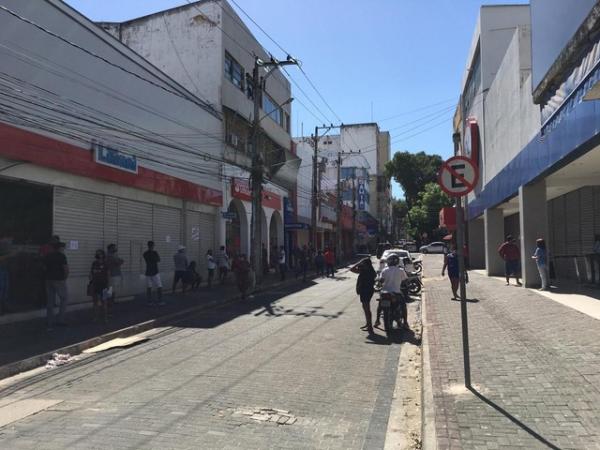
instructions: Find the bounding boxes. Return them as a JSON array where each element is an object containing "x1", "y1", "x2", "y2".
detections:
[
  {"x1": 532, "y1": 238, "x2": 549, "y2": 291},
  {"x1": 314, "y1": 250, "x2": 325, "y2": 277},
  {"x1": 324, "y1": 248, "x2": 335, "y2": 278},
  {"x1": 498, "y1": 235, "x2": 522, "y2": 286},
  {"x1": 206, "y1": 249, "x2": 216, "y2": 288},
  {"x1": 143, "y1": 241, "x2": 163, "y2": 306},
  {"x1": 106, "y1": 244, "x2": 123, "y2": 310},
  {"x1": 172, "y1": 246, "x2": 188, "y2": 294},
  {"x1": 216, "y1": 246, "x2": 229, "y2": 285},
  {"x1": 233, "y1": 254, "x2": 251, "y2": 299},
  {"x1": 278, "y1": 246, "x2": 286, "y2": 281},
  {"x1": 441, "y1": 243, "x2": 460, "y2": 299},
  {"x1": 44, "y1": 241, "x2": 69, "y2": 330},
  {"x1": 295, "y1": 246, "x2": 308, "y2": 282},
  {"x1": 89, "y1": 249, "x2": 109, "y2": 323},
  {"x1": 351, "y1": 258, "x2": 377, "y2": 335}
]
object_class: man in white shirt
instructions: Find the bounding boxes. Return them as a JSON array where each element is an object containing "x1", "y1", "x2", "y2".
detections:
[{"x1": 376, "y1": 254, "x2": 409, "y2": 329}]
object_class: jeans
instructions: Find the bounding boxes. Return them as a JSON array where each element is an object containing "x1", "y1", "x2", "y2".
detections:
[
  {"x1": 46, "y1": 280, "x2": 68, "y2": 326},
  {"x1": 537, "y1": 263, "x2": 549, "y2": 290},
  {"x1": 326, "y1": 264, "x2": 335, "y2": 277}
]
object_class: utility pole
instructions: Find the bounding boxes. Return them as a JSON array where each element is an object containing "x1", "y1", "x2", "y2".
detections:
[
  {"x1": 336, "y1": 151, "x2": 342, "y2": 263},
  {"x1": 352, "y1": 170, "x2": 357, "y2": 255},
  {"x1": 311, "y1": 126, "x2": 319, "y2": 251},
  {"x1": 250, "y1": 56, "x2": 298, "y2": 283}
]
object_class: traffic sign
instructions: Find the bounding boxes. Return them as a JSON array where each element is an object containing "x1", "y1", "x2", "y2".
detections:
[{"x1": 438, "y1": 156, "x2": 478, "y2": 197}]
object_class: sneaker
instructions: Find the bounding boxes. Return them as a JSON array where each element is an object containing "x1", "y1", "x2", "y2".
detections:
[
  {"x1": 516, "y1": 281, "x2": 522, "y2": 286},
  {"x1": 505, "y1": 282, "x2": 510, "y2": 286}
]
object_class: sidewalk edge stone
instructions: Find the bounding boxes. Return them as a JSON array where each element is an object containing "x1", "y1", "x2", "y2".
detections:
[{"x1": 421, "y1": 289, "x2": 438, "y2": 450}]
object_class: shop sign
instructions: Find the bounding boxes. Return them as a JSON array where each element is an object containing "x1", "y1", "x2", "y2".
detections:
[
  {"x1": 231, "y1": 177, "x2": 282, "y2": 210},
  {"x1": 284, "y1": 223, "x2": 310, "y2": 230},
  {"x1": 283, "y1": 197, "x2": 294, "y2": 224},
  {"x1": 94, "y1": 143, "x2": 137, "y2": 174},
  {"x1": 221, "y1": 211, "x2": 237, "y2": 220},
  {"x1": 358, "y1": 178, "x2": 366, "y2": 210}
]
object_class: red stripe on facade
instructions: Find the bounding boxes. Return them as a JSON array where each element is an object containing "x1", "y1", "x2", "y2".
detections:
[{"x1": 0, "y1": 122, "x2": 222, "y2": 206}]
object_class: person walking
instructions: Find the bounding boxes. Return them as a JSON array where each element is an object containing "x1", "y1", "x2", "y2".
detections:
[
  {"x1": 295, "y1": 245, "x2": 308, "y2": 282},
  {"x1": 216, "y1": 246, "x2": 229, "y2": 285},
  {"x1": 532, "y1": 238, "x2": 549, "y2": 291},
  {"x1": 278, "y1": 246, "x2": 286, "y2": 281},
  {"x1": 324, "y1": 248, "x2": 335, "y2": 278},
  {"x1": 172, "y1": 246, "x2": 188, "y2": 294},
  {"x1": 143, "y1": 241, "x2": 163, "y2": 306},
  {"x1": 186, "y1": 261, "x2": 202, "y2": 290},
  {"x1": 233, "y1": 254, "x2": 251, "y2": 299},
  {"x1": 351, "y1": 258, "x2": 377, "y2": 335},
  {"x1": 44, "y1": 241, "x2": 69, "y2": 330},
  {"x1": 441, "y1": 243, "x2": 460, "y2": 299},
  {"x1": 206, "y1": 250, "x2": 216, "y2": 288},
  {"x1": 106, "y1": 244, "x2": 123, "y2": 312},
  {"x1": 498, "y1": 235, "x2": 522, "y2": 286},
  {"x1": 89, "y1": 249, "x2": 109, "y2": 323},
  {"x1": 314, "y1": 250, "x2": 325, "y2": 277}
]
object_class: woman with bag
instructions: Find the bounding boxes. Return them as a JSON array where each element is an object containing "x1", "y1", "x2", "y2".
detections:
[
  {"x1": 89, "y1": 249, "x2": 110, "y2": 323},
  {"x1": 351, "y1": 258, "x2": 377, "y2": 335}
]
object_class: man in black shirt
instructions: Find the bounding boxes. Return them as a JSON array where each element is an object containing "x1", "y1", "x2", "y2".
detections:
[
  {"x1": 143, "y1": 240, "x2": 163, "y2": 305},
  {"x1": 44, "y1": 242, "x2": 69, "y2": 330}
]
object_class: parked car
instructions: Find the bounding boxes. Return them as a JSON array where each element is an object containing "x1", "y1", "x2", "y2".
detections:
[
  {"x1": 379, "y1": 249, "x2": 416, "y2": 273},
  {"x1": 419, "y1": 242, "x2": 448, "y2": 254}
]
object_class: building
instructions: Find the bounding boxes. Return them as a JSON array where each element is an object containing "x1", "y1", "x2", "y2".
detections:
[
  {"x1": 97, "y1": 0, "x2": 300, "y2": 263},
  {"x1": 458, "y1": 1, "x2": 600, "y2": 287},
  {"x1": 0, "y1": 0, "x2": 225, "y2": 312}
]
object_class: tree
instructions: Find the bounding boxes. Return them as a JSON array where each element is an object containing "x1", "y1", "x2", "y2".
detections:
[
  {"x1": 391, "y1": 198, "x2": 409, "y2": 240},
  {"x1": 406, "y1": 182, "x2": 453, "y2": 241},
  {"x1": 385, "y1": 151, "x2": 444, "y2": 207}
]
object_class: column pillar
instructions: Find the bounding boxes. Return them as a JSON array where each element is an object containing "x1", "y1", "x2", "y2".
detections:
[
  {"x1": 484, "y1": 208, "x2": 505, "y2": 276},
  {"x1": 519, "y1": 180, "x2": 548, "y2": 288},
  {"x1": 467, "y1": 218, "x2": 485, "y2": 269}
]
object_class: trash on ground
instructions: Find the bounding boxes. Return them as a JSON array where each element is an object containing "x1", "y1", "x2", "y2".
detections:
[{"x1": 45, "y1": 353, "x2": 72, "y2": 369}]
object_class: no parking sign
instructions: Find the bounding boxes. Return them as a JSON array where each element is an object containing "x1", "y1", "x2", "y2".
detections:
[{"x1": 437, "y1": 156, "x2": 478, "y2": 197}]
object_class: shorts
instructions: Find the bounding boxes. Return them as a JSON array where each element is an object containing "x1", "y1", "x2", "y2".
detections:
[
  {"x1": 173, "y1": 270, "x2": 186, "y2": 284},
  {"x1": 146, "y1": 274, "x2": 162, "y2": 288},
  {"x1": 359, "y1": 292, "x2": 374, "y2": 303},
  {"x1": 505, "y1": 260, "x2": 520, "y2": 276}
]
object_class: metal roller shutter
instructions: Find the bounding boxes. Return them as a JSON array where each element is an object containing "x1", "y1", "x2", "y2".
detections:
[
  {"x1": 54, "y1": 187, "x2": 104, "y2": 276},
  {"x1": 104, "y1": 196, "x2": 118, "y2": 247},
  {"x1": 117, "y1": 199, "x2": 152, "y2": 274},
  {"x1": 186, "y1": 211, "x2": 202, "y2": 270},
  {"x1": 580, "y1": 187, "x2": 594, "y2": 252},
  {"x1": 566, "y1": 191, "x2": 580, "y2": 255},
  {"x1": 199, "y1": 212, "x2": 216, "y2": 274},
  {"x1": 152, "y1": 205, "x2": 182, "y2": 273}
]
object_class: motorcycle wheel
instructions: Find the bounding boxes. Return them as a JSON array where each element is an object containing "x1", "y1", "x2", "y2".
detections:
[
  {"x1": 407, "y1": 279, "x2": 422, "y2": 295},
  {"x1": 413, "y1": 262, "x2": 423, "y2": 274},
  {"x1": 383, "y1": 308, "x2": 393, "y2": 338}
]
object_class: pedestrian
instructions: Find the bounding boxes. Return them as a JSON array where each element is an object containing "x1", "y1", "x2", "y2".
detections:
[
  {"x1": 206, "y1": 249, "x2": 216, "y2": 288},
  {"x1": 233, "y1": 254, "x2": 251, "y2": 299},
  {"x1": 262, "y1": 244, "x2": 269, "y2": 276},
  {"x1": 186, "y1": 261, "x2": 202, "y2": 290},
  {"x1": 498, "y1": 235, "x2": 522, "y2": 286},
  {"x1": 39, "y1": 235, "x2": 60, "y2": 258},
  {"x1": 324, "y1": 248, "x2": 335, "y2": 278},
  {"x1": 89, "y1": 249, "x2": 109, "y2": 323},
  {"x1": 351, "y1": 258, "x2": 377, "y2": 335},
  {"x1": 441, "y1": 243, "x2": 460, "y2": 299},
  {"x1": 278, "y1": 246, "x2": 286, "y2": 281},
  {"x1": 106, "y1": 243, "x2": 123, "y2": 312},
  {"x1": 295, "y1": 246, "x2": 308, "y2": 281},
  {"x1": 216, "y1": 246, "x2": 230, "y2": 285},
  {"x1": 44, "y1": 241, "x2": 69, "y2": 330},
  {"x1": 532, "y1": 238, "x2": 549, "y2": 291},
  {"x1": 143, "y1": 240, "x2": 163, "y2": 306},
  {"x1": 172, "y1": 246, "x2": 188, "y2": 293},
  {"x1": 314, "y1": 250, "x2": 325, "y2": 277}
]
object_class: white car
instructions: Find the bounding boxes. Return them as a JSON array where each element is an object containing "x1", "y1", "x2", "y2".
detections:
[
  {"x1": 379, "y1": 249, "x2": 416, "y2": 273},
  {"x1": 419, "y1": 242, "x2": 448, "y2": 254}
]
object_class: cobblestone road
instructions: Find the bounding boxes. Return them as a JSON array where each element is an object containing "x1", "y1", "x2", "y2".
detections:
[
  {"x1": 423, "y1": 255, "x2": 600, "y2": 449},
  {"x1": 0, "y1": 270, "x2": 414, "y2": 450}
]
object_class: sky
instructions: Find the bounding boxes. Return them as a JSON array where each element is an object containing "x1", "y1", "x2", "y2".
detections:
[{"x1": 64, "y1": 0, "x2": 527, "y2": 198}]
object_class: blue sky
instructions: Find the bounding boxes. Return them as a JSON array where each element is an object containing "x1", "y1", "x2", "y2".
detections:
[{"x1": 65, "y1": 0, "x2": 526, "y2": 198}]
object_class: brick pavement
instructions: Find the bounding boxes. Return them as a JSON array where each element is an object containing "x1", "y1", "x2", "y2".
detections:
[
  {"x1": 0, "y1": 269, "x2": 417, "y2": 449},
  {"x1": 423, "y1": 255, "x2": 600, "y2": 449}
]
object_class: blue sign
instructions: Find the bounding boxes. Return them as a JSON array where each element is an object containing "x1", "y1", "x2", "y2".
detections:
[
  {"x1": 284, "y1": 223, "x2": 310, "y2": 230},
  {"x1": 221, "y1": 211, "x2": 237, "y2": 220},
  {"x1": 94, "y1": 143, "x2": 137, "y2": 173},
  {"x1": 358, "y1": 178, "x2": 366, "y2": 210},
  {"x1": 283, "y1": 197, "x2": 294, "y2": 224}
]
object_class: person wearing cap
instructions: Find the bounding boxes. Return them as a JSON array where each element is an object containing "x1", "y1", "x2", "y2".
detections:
[
  {"x1": 498, "y1": 235, "x2": 522, "y2": 286},
  {"x1": 173, "y1": 245, "x2": 188, "y2": 294},
  {"x1": 44, "y1": 241, "x2": 69, "y2": 330},
  {"x1": 143, "y1": 241, "x2": 163, "y2": 305},
  {"x1": 532, "y1": 238, "x2": 549, "y2": 291}
]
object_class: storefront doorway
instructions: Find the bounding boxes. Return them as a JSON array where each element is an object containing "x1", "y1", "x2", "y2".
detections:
[{"x1": 225, "y1": 199, "x2": 248, "y2": 257}]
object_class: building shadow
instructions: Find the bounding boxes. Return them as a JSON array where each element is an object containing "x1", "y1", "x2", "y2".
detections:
[{"x1": 468, "y1": 386, "x2": 561, "y2": 450}]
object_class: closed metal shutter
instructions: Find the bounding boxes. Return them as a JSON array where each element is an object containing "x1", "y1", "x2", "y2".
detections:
[
  {"x1": 118, "y1": 199, "x2": 152, "y2": 274},
  {"x1": 54, "y1": 187, "x2": 104, "y2": 276},
  {"x1": 566, "y1": 191, "x2": 580, "y2": 255},
  {"x1": 186, "y1": 211, "x2": 202, "y2": 270},
  {"x1": 580, "y1": 187, "x2": 594, "y2": 252},
  {"x1": 104, "y1": 196, "x2": 118, "y2": 247},
  {"x1": 153, "y1": 205, "x2": 182, "y2": 273},
  {"x1": 552, "y1": 196, "x2": 566, "y2": 255}
]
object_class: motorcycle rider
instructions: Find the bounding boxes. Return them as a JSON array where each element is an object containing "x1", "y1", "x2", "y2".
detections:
[{"x1": 374, "y1": 254, "x2": 409, "y2": 329}]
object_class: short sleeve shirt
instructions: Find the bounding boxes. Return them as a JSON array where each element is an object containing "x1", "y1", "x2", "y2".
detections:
[
  {"x1": 143, "y1": 250, "x2": 160, "y2": 276},
  {"x1": 44, "y1": 252, "x2": 68, "y2": 280}
]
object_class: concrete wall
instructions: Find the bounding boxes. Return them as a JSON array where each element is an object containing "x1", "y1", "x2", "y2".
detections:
[
  {"x1": 484, "y1": 26, "x2": 541, "y2": 184},
  {"x1": 294, "y1": 139, "x2": 313, "y2": 221}
]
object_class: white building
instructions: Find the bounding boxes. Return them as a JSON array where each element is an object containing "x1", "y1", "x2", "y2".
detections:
[{"x1": 98, "y1": 0, "x2": 300, "y2": 261}]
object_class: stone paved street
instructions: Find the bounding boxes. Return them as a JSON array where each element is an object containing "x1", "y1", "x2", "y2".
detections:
[
  {"x1": 423, "y1": 255, "x2": 600, "y2": 450},
  {"x1": 0, "y1": 269, "x2": 418, "y2": 450}
]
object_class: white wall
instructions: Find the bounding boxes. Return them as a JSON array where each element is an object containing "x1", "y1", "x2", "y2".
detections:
[
  {"x1": 484, "y1": 26, "x2": 541, "y2": 185},
  {"x1": 295, "y1": 139, "x2": 314, "y2": 221}
]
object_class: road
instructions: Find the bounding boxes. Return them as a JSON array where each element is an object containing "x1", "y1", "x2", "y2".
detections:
[{"x1": 0, "y1": 268, "x2": 419, "y2": 450}]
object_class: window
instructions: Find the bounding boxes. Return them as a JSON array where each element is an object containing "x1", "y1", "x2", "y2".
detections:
[
  {"x1": 224, "y1": 52, "x2": 244, "y2": 90},
  {"x1": 262, "y1": 93, "x2": 282, "y2": 125},
  {"x1": 246, "y1": 74, "x2": 254, "y2": 99}
]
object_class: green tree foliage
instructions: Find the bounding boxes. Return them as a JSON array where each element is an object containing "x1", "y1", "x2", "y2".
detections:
[
  {"x1": 384, "y1": 151, "x2": 444, "y2": 207},
  {"x1": 406, "y1": 182, "x2": 453, "y2": 240}
]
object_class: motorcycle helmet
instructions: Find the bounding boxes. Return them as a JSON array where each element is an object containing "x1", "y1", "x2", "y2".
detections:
[{"x1": 387, "y1": 254, "x2": 400, "y2": 266}]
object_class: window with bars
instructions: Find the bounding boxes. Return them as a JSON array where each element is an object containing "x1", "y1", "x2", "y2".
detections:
[{"x1": 224, "y1": 52, "x2": 244, "y2": 90}]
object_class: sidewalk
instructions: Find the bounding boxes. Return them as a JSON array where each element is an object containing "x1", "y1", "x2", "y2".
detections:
[
  {"x1": 422, "y1": 256, "x2": 600, "y2": 449},
  {"x1": 0, "y1": 267, "x2": 330, "y2": 379}
]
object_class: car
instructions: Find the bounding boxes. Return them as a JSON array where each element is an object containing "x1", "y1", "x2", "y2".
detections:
[
  {"x1": 379, "y1": 249, "x2": 416, "y2": 273},
  {"x1": 419, "y1": 241, "x2": 448, "y2": 254}
]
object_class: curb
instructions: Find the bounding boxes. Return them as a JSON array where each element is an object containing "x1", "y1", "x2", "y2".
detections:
[
  {"x1": 420, "y1": 286, "x2": 438, "y2": 450},
  {"x1": 0, "y1": 267, "x2": 353, "y2": 381}
]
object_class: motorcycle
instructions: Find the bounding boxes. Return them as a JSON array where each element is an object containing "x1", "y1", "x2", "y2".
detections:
[
  {"x1": 374, "y1": 280, "x2": 407, "y2": 339},
  {"x1": 405, "y1": 271, "x2": 422, "y2": 295},
  {"x1": 412, "y1": 260, "x2": 423, "y2": 274}
]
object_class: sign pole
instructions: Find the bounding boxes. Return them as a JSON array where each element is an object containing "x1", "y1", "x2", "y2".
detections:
[{"x1": 455, "y1": 194, "x2": 471, "y2": 388}]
